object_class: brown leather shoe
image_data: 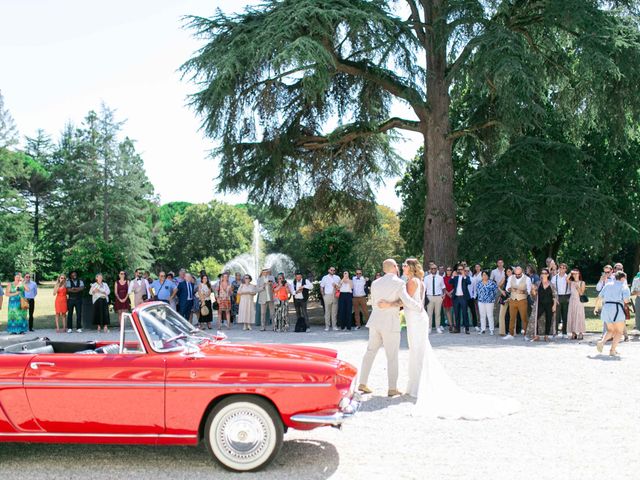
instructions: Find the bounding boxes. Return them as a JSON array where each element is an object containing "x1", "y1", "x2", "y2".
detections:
[
  {"x1": 358, "y1": 384, "x2": 372, "y2": 394},
  {"x1": 387, "y1": 389, "x2": 402, "y2": 397}
]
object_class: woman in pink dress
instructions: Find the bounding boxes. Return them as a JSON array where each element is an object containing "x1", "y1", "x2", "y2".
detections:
[{"x1": 567, "y1": 268, "x2": 586, "y2": 340}]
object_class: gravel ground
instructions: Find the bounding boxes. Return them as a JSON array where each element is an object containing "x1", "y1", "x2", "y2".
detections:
[{"x1": 1, "y1": 326, "x2": 638, "y2": 480}]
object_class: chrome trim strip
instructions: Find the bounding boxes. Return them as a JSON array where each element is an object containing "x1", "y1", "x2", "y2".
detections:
[
  {"x1": 165, "y1": 382, "x2": 332, "y2": 388},
  {"x1": 0, "y1": 432, "x2": 197, "y2": 439},
  {"x1": 290, "y1": 395, "x2": 360, "y2": 426},
  {"x1": 21, "y1": 381, "x2": 332, "y2": 388},
  {"x1": 0, "y1": 381, "x2": 22, "y2": 386},
  {"x1": 24, "y1": 382, "x2": 165, "y2": 388}
]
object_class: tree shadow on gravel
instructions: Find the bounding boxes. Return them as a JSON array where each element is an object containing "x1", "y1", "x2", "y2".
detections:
[{"x1": 0, "y1": 439, "x2": 339, "y2": 479}]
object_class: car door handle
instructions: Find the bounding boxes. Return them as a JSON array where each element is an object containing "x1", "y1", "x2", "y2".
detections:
[{"x1": 30, "y1": 362, "x2": 55, "y2": 370}]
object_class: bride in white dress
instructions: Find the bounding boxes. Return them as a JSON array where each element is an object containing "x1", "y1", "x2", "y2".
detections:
[{"x1": 379, "y1": 258, "x2": 520, "y2": 420}]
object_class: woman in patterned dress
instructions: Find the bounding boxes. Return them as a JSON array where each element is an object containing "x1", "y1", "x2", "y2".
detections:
[
  {"x1": 273, "y1": 273, "x2": 291, "y2": 332},
  {"x1": 216, "y1": 273, "x2": 233, "y2": 328},
  {"x1": 6, "y1": 273, "x2": 29, "y2": 335}
]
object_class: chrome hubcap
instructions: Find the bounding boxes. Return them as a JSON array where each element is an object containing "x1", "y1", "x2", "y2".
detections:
[{"x1": 218, "y1": 409, "x2": 269, "y2": 462}]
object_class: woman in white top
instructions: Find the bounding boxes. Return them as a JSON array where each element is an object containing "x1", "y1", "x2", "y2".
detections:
[
  {"x1": 90, "y1": 273, "x2": 111, "y2": 333},
  {"x1": 337, "y1": 271, "x2": 354, "y2": 331}
]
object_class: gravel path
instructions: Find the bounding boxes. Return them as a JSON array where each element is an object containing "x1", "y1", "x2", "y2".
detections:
[{"x1": 1, "y1": 327, "x2": 638, "y2": 479}]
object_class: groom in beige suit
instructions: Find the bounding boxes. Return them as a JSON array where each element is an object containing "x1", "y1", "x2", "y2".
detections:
[{"x1": 358, "y1": 259, "x2": 405, "y2": 397}]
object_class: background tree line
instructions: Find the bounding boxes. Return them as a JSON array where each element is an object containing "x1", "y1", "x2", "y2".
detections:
[{"x1": 0, "y1": 90, "x2": 405, "y2": 283}]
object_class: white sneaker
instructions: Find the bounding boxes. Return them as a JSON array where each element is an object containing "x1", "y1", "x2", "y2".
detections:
[
  {"x1": 324, "y1": 327, "x2": 329, "y2": 332},
  {"x1": 333, "y1": 327, "x2": 339, "y2": 331},
  {"x1": 306, "y1": 328, "x2": 311, "y2": 332},
  {"x1": 524, "y1": 336, "x2": 530, "y2": 341},
  {"x1": 478, "y1": 330, "x2": 485, "y2": 335},
  {"x1": 503, "y1": 334, "x2": 514, "y2": 340},
  {"x1": 66, "y1": 329, "x2": 72, "y2": 333},
  {"x1": 520, "y1": 329, "x2": 525, "y2": 335},
  {"x1": 475, "y1": 326, "x2": 480, "y2": 332},
  {"x1": 355, "y1": 326, "x2": 361, "y2": 330},
  {"x1": 556, "y1": 333, "x2": 564, "y2": 339},
  {"x1": 436, "y1": 326, "x2": 444, "y2": 334},
  {"x1": 489, "y1": 330, "x2": 495, "y2": 336},
  {"x1": 76, "y1": 328, "x2": 82, "y2": 333}
]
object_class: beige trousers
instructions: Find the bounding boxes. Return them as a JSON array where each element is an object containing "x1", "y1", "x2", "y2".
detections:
[{"x1": 359, "y1": 325, "x2": 400, "y2": 390}]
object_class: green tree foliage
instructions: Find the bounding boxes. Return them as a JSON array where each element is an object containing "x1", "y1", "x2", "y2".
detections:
[
  {"x1": 352, "y1": 205, "x2": 405, "y2": 274},
  {"x1": 63, "y1": 237, "x2": 127, "y2": 286},
  {"x1": 158, "y1": 201, "x2": 253, "y2": 271},
  {"x1": 158, "y1": 201, "x2": 192, "y2": 231},
  {"x1": 188, "y1": 257, "x2": 225, "y2": 278},
  {"x1": 0, "y1": 90, "x2": 18, "y2": 148},
  {"x1": 459, "y1": 137, "x2": 611, "y2": 265},
  {"x1": 182, "y1": 0, "x2": 640, "y2": 265},
  {"x1": 47, "y1": 106, "x2": 156, "y2": 272},
  {"x1": 306, "y1": 225, "x2": 356, "y2": 274}
]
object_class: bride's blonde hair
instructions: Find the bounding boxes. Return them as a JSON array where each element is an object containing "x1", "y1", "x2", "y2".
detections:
[{"x1": 404, "y1": 258, "x2": 424, "y2": 279}]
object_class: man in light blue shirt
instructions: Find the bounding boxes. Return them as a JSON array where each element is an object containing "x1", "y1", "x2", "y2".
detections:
[
  {"x1": 150, "y1": 271, "x2": 177, "y2": 304},
  {"x1": 23, "y1": 273, "x2": 38, "y2": 332}
]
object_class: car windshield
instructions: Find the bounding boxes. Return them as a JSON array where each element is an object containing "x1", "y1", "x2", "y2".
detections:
[{"x1": 138, "y1": 304, "x2": 216, "y2": 352}]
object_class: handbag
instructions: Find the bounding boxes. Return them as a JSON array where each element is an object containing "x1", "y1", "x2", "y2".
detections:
[
  {"x1": 20, "y1": 297, "x2": 29, "y2": 310},
  {"x1": 200, "y1": 304, "x2": 210, "y2": 316},
  {"x1": 579, "y1": 294, "x2": 588, "y2": 303}
]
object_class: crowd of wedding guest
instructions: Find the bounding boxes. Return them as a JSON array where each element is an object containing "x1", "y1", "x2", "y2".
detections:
[{"x1": 2, "y1": 258, "x2": 639, "y2": 344}]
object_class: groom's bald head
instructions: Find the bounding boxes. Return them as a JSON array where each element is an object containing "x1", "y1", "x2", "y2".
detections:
[{"x1": 382, "y1": 259, "x2": 398, "y2": 274}]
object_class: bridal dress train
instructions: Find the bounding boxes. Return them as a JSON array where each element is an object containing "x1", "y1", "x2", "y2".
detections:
[{"x1": 400, "y1": 280, "x2": 520, "y2": 420}]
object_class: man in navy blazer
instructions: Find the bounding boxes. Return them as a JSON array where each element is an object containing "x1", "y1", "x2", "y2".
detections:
[
  {"x1": 177, "y1": 273, "x2": 195, "y2": 320},
  {"x1": 450, "y1": 265, "x2": 472, "y2": 334}
]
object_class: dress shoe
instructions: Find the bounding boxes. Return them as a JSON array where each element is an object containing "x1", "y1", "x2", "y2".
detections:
[
  {"x1": 358, "y1": 384, "x2": 372, "y2": 394},
  {"x1": 465, "y1": 327, "x2": 469, "y2": 334},
  {"x1": 453, "y1": 328, "x2": 460, "y2": 333},
  {"x1": 387, "y1": 389, "x2": 402, "y2": 397}
]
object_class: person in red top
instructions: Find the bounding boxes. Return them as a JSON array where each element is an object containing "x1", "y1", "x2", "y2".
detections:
[
  {"x1": 273, "y1": 273, "x2": 291, "y2": 332},
  {"x1": 53, "y1": 274, "x2": 68, "y2": 333},
  {"x1": 443, "y1": 267, "x2": 455, "y2": 332}
]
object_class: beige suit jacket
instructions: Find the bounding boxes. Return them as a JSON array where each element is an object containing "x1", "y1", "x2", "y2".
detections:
[{"x1": 367, "y1": 273, "x2": 405, "y2": 333}]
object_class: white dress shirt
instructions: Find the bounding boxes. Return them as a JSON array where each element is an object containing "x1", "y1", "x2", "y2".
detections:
[
  {"x1": 352, "y1": 276, "x2": 367, "y2": 297},
  {"x1": 423, "y1": 273, "x2": 445, "y2": 296},
  {"x1": 455, "y1": 276, "x2": 464, "y2": 296},
  {"x1": 490, "y1": 268, "x2": 505, "y2": 286},
  {"x1": 293, "y1": 278, "x2": 312, "y2": 299},
  {"x1": 320, "y1": 274, "x2": 340, "y2": 295},
  {"x1": 552, "y1": 273, "x2": 570, "y2": 295}
]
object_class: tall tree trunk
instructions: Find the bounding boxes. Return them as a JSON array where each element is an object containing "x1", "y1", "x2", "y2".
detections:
[
  {"x1": 103, "y1": 159, "x2": 109, "y2": 241},
  {"x1": 423, "y1": 0, "x2": 457, "y2": 267}
]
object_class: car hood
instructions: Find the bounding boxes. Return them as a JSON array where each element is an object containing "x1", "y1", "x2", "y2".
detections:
[{"x1": 199, "y1": 341, "x2": 339, "y2": 364}]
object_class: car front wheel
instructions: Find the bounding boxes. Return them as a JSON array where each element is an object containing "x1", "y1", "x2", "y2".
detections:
[{"x1": 204, "y1": 395, "x2": 283, "y2": 472}]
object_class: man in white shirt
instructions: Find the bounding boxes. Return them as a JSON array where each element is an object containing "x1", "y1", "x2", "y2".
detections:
[
  {"x1": 352, "y1": 269, "x2": 369, "y2": 329},
  {"x1": 23, "y1": 273, "x2": 38, "y2": 332},
  {"x1": 505, "y1": 266, "x2": 532, "y2": 339},
  {"x1": 424, "y1": 263, "x2": 446, "y2": 333},
  {"x1": 464, "y1": 266, "x2": 480, "y2": 332},
  {"x1": 552, "y1": 263, "x2": 570, "y2": 338},
  {"x1": 128, "y1": 269, "x2": 152, "y2": 308},
  {"x1": 490, "y1": 259, "x2": 505, "y2": 285},
  {"x1": 256, "y1": 268, "x2": 276, "y2": 330},
  {"x1": 320, "y1": 266, "x2": 340, "y2": 331},
  {"x1": 292, "y1": 272, "x2": 312, "y2": 331}
]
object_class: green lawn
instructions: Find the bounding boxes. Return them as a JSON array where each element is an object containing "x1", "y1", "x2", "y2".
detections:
[{"x1": 0, "y1": 283, "x2": 636, "y2": 333}]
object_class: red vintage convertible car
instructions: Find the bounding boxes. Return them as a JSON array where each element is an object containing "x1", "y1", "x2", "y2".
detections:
[{"x1": 0, "y1": 302, "x2": 359, "y2": 471}]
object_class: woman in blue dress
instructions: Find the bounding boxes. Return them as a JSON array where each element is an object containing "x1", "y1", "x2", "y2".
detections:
[
  {"x1": 6, "y1": 273, "x2": 29, "y2": 334},
  {"x1": 596, "y1": 271, "x2": 630, "y2": 356}
]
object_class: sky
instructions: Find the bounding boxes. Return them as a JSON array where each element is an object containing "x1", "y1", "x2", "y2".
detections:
[{"x1": 0, "y1": 0, "x2": 422, "y2": 210}]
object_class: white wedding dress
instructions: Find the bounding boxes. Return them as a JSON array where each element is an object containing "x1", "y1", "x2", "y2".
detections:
[{"x1": 401, "y1": 278, "x2": 520, "y2": 420}]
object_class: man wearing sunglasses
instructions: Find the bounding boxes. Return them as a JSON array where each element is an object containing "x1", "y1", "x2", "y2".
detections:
[
  {"x1": 450, "y1": 265, "x2": 472, "y2": 333},
  {"x1": 424, "y1": 263, "x2": 446, "y2": 333}
]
